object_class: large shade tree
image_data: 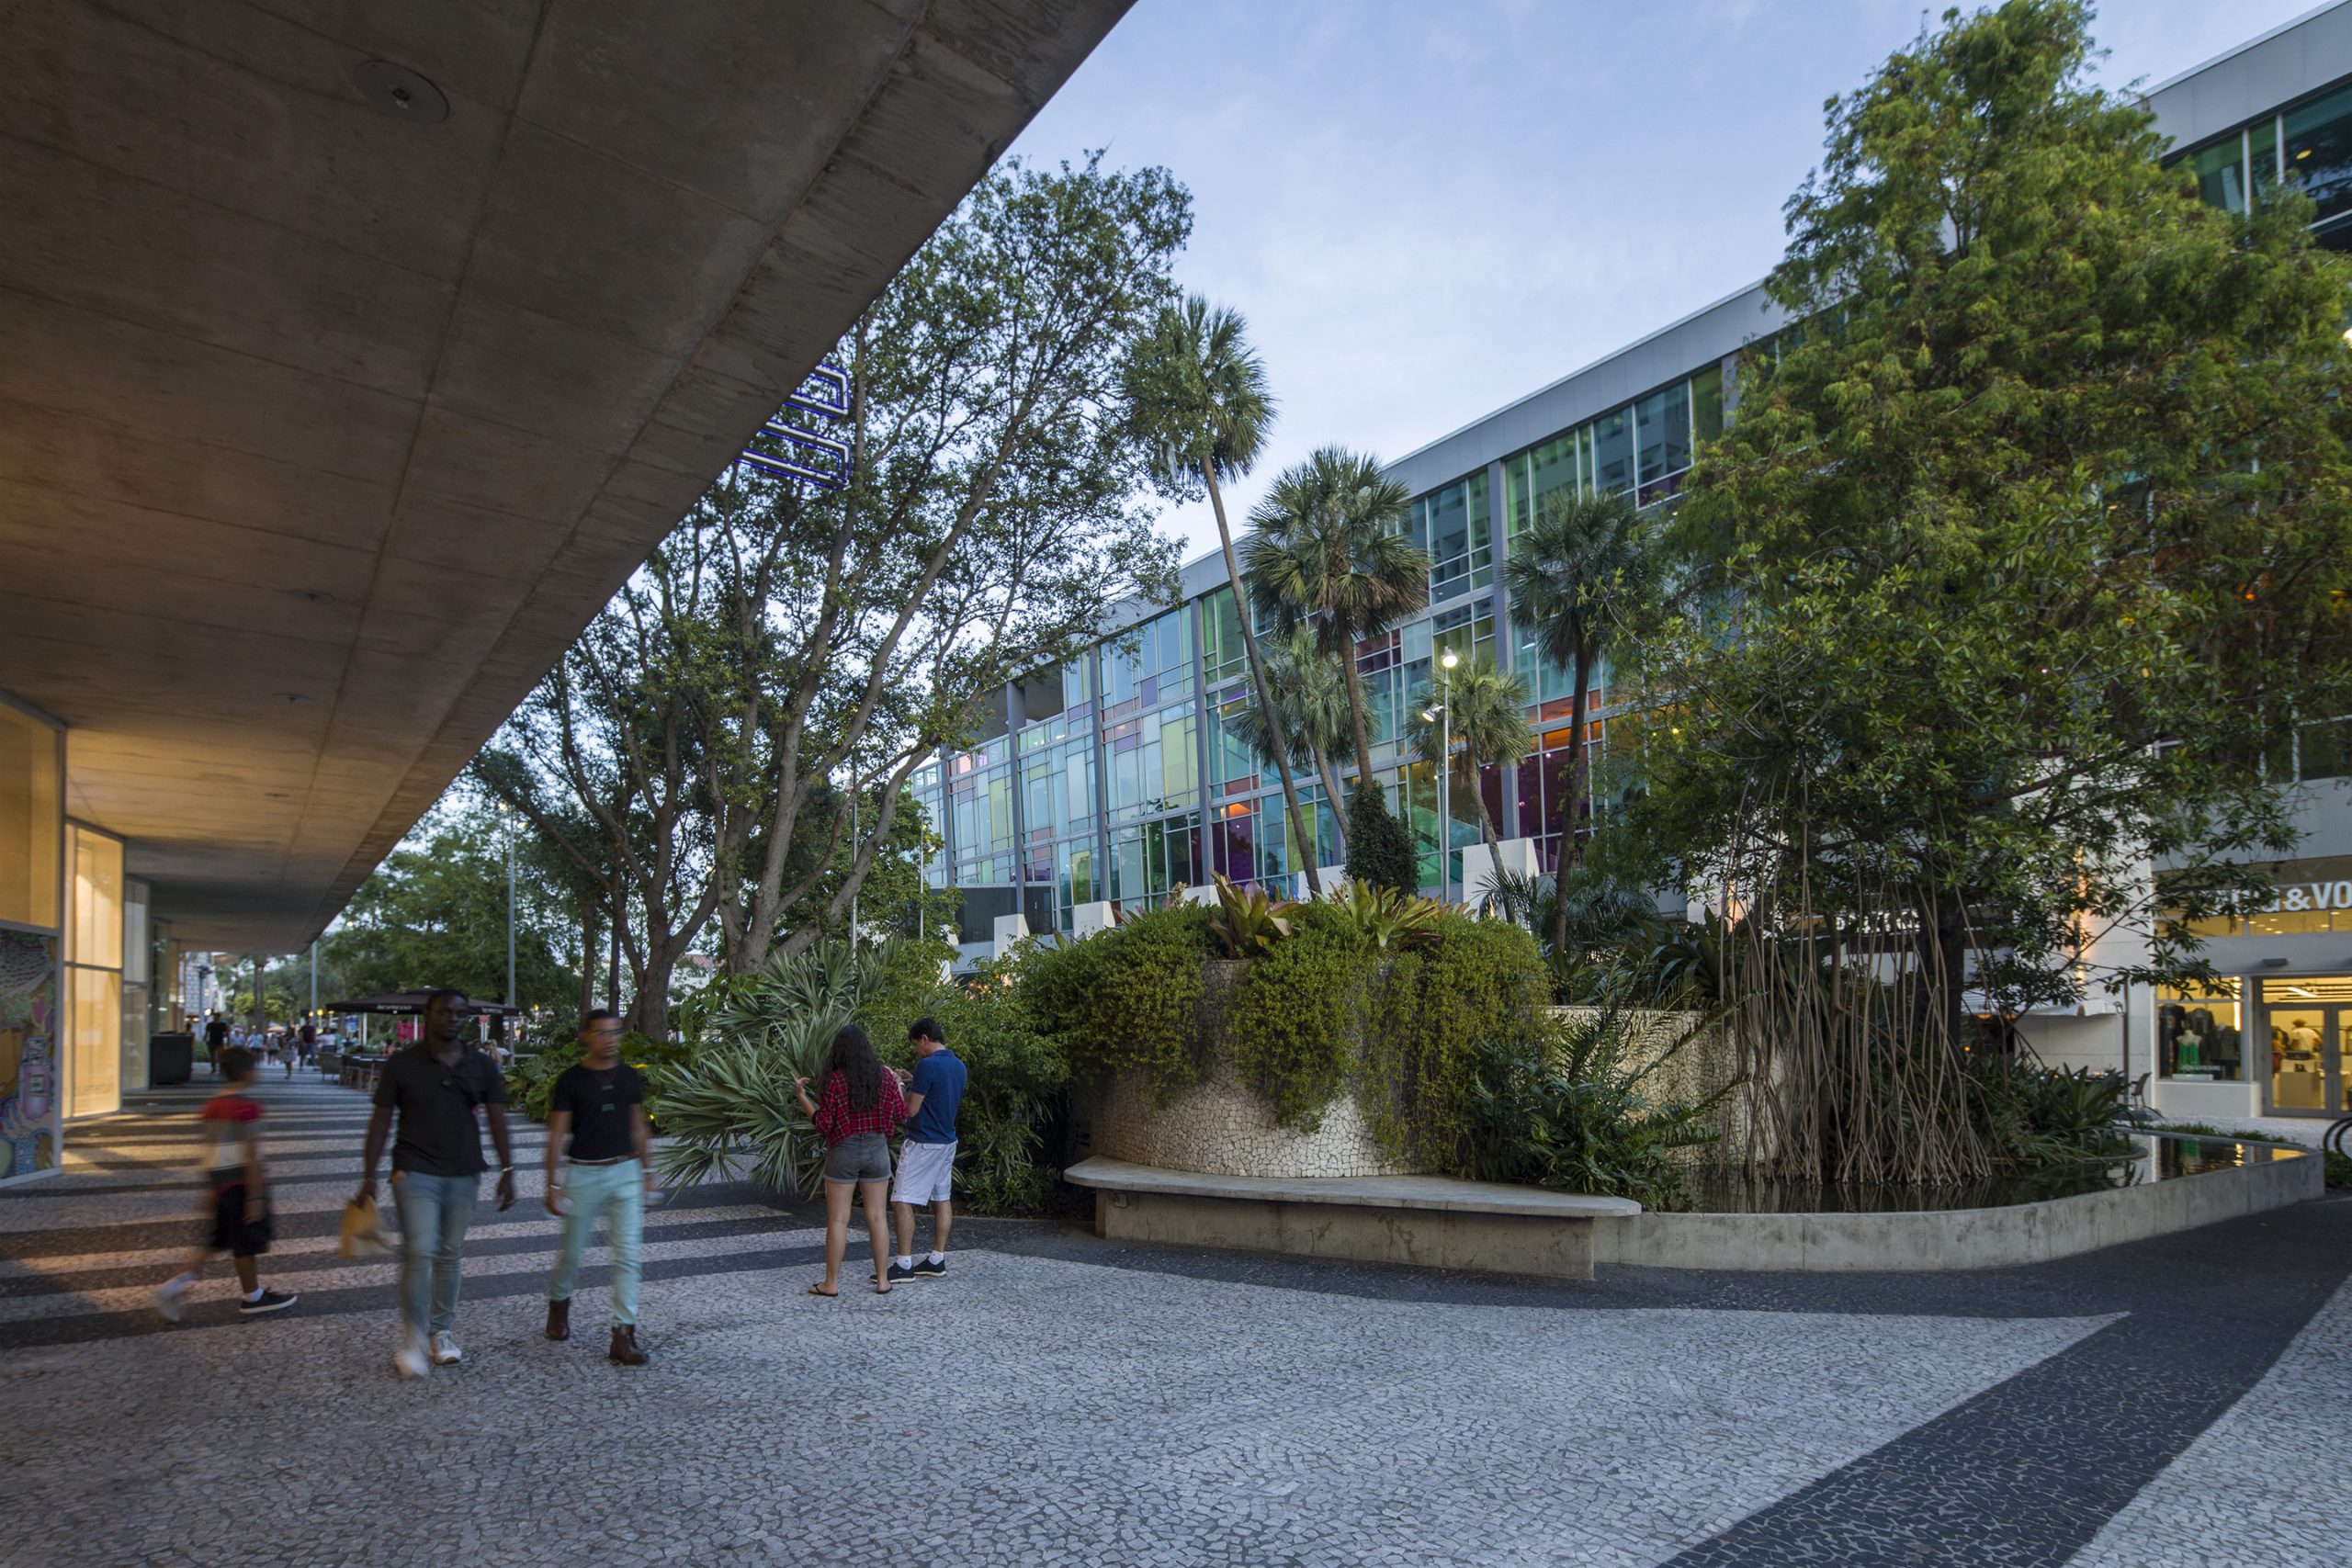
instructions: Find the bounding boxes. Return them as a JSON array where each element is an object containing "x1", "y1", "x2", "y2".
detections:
[
  {"x1": 1124, "y1": 298, "x2": 1325, "y2": 893},
  {"x1": 474, "y1": 156, "x2": 1187, "y2": 1029},
  {"x1": 1635, "y1": 0, "x2": 2352, "y2": 1184}
]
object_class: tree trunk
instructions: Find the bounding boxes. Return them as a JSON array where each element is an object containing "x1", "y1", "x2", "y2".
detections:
[
  {"x1": 606, "y1": 917, "x2": 619, "y2": 1016},
  {"x1": 1553, "y1": 646, "x2": 1595, "y2": 964},
  {"x1": 1469, "y1": 755, "x2": 1499, "y2": 847},
  {"x1": 1339, "y1": 646, "x2": 1377, "y2": 793},
  {"x1": 1308, "y1": 741, "x2": 1349, "y2": 855},
  {"x1": 579, "y1": 905, "x2": 600, "y2": 1021},
  {"x1": 1211, "y1": 462, "x2": 1323, "y2": 898}
]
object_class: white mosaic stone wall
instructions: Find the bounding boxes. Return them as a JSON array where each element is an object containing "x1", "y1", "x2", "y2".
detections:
[{"x1": 1080, "y1": 1059, "x2": 1428, "y2": 1179}]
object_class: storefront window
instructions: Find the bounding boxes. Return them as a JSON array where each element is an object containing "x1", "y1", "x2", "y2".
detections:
[
  {"x1": 0, "y1": 702, "x2": 62, "y2": 931},
  {"x1": 2285, "y1": 83, "x2": 2352, "y2": 237},
  {"x1": 62, "y1": 824, "x2": 124, "y2": 1119},
  {"x1": 2155, "y1": 980, "x2": 2243, "y2": 1082}
]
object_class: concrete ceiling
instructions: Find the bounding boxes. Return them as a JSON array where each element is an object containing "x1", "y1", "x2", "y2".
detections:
[{"x1": 0, "y1": 0, "x2": 1128, "y2": 951}]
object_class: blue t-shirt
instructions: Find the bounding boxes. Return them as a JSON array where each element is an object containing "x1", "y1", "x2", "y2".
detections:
[{"x1": 905, "y1": 1048, "x2": 967, "y2": 1145}]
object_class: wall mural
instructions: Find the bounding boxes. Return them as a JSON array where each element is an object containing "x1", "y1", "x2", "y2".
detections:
[{"x1": 0, "y1": 927, "x2": 59, "y2": 1180}]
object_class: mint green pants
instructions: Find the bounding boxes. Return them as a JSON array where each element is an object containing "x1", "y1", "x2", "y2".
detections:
[{"x1": 546, "y1": 1157, "x2": 643, "y2": 1326}]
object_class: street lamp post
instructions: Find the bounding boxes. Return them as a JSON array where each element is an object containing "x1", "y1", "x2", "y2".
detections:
[
  {"x1": 498, "y1": 802, "x2": 515, "y2": 1010},
  {"x1": 1422, "y1": 649, "x2": 1461, "y2": 903}
]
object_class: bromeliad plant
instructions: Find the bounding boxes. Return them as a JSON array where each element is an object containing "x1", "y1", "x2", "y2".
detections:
[
  {"x1": 1327, "y1": 879, "x2": 1444, "y2": 951},
  {"x1": 1204, "y1": 873, "x2": 1296, "y2": 957},
  {"x1": 651, "y1": 937, "x2": 912, "y2": 1196}
]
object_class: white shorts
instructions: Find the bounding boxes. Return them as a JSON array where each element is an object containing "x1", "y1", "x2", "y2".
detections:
[{"x1": 891, "y1": 1139, "x2": 956, "y2": 1206}]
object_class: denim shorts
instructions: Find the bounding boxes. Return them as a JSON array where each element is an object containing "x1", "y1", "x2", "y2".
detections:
[{"x1": 822, "y1": 1133, "x2": 891, "y2": 1184}]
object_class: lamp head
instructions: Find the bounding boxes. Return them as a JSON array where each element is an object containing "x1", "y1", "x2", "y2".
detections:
[{"x1": 1441, "y1": 649, "x2": 1460, "y2": 670}]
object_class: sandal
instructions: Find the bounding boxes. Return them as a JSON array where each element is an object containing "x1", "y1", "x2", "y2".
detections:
[{"x1": 805, "y1": 1283, "x2": 838, "y2": 1298}]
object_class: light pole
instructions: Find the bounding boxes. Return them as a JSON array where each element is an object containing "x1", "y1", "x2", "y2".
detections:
[
  {"x1": 1421, "y1": 649, "x2": 1460, "y2": 903},
  {"x1": 498, "y1": 802, "x2": 516, "y2": 1010}
]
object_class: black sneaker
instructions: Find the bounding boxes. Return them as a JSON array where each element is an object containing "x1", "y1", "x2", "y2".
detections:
[
  {"x1": 876, "y1": 1262, "x2": 918, "y2": 1286},
  {"x1": 910, "y1": 1257, "x2": 946, "y2": 1279},
  {"x1": 238, "y1": 1289, "x2": 299, "y2": 1315}
]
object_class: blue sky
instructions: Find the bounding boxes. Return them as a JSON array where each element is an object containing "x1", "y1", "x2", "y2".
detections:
[{"x1": 1007, "y1": 0, "x2": 2329, "y2": 562}]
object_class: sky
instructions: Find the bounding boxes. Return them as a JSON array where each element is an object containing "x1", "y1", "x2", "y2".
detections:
[{"x1": 1006, "y1": 0, "x2": 2331, "y2": 564}]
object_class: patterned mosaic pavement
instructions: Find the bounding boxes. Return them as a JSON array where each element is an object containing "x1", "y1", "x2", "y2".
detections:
[{"x1": 3, "y1": 1073, "x2": 2346, "y2": 1567}]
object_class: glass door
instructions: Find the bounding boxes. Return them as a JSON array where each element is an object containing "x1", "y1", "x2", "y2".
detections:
[{"x1": 2267, "y1": 1006, "x2": 2331, "y2": 1112}]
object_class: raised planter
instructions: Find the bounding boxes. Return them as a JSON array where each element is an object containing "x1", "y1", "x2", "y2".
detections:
[
  {"x1": 1079, "y1": 1057, "x2": 1423, "y2": 1179},
  {"x1": 1588, "y1": 1135, "x2": 2321, "y2": 1271},
  {"x1": 1067, "y1": 1156, "x2": 1638, "y2": 1280}
]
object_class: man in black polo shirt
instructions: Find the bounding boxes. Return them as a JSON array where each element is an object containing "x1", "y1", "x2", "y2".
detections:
[
  {"x1": 542, "y1": 1009, "x2": 654, "y2": 1365},
  {"x1": 356, "y1": 988, "x2": 516, "y2": 1380}
]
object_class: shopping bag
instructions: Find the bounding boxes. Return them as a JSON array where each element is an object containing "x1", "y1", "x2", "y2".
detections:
[{"x1": 337, "y1": 1195, "x2": 394, "y2": 1259}]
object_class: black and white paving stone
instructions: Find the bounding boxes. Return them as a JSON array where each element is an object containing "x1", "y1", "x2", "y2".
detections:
[{"x1": 2, "y1": 1074, "x2": 2346, "y2": 1567}]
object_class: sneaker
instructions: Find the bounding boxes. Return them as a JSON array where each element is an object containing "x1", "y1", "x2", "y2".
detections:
[
  {"x1": 877, "y1": 1261, "x2": 918, "y2": 1286},
  {"x1": 238, "y1": 1289, "x2": 298, "y2": 1315},
  {"x1": 393, "y1": 1340, "x2": 430, "y2": 1380},
  {"x1": 153, "y1": 1283, "x2": 187, "y2": 1325},
  {"x1": 427, "y1": 1330, "x2": 463, "y2": 1365},
  {"x1": 911, "y1": 1257, "x2": 947, "y2": 1279}
]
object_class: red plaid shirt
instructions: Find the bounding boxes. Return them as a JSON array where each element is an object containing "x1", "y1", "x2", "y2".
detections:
[{"x1": 810, "y1": 1067, "x2": 906, "y2": 1146}]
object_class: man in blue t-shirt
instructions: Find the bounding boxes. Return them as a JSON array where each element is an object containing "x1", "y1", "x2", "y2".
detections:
[{"x1": 885, "y1": 1016, "x2": 967, "y2": 1283}]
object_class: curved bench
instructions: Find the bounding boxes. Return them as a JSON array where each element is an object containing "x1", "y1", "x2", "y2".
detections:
[{"x1": 1064, "y1": 1156, "x2": 1640, "y2": 1280}]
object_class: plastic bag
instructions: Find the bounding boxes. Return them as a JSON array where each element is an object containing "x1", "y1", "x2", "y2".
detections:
[{"x1": 337, "y1": 1194, "x2": 394, "y2": 1259}]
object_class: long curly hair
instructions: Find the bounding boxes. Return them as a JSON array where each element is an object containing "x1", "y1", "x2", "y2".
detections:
[{"x1": 826, "y1": 1023, "x2": 884, "y2": 1111}]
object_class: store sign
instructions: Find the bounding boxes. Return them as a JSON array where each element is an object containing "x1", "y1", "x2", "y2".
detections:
[{"x1": 2245, "y1": 878, "x2": 2352, "y2": 916}]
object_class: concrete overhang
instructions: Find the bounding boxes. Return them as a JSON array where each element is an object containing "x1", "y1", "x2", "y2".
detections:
[{"x1": 0, "y1": 0, "x2": 1128, "y2": 950}]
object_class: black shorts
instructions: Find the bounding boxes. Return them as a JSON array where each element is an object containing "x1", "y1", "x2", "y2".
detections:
[{"x1": 210, "y1": 1184, "x2": 273, "y2": 1258}]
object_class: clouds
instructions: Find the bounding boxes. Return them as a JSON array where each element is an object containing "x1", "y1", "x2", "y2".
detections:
[{"x1": 1010, "y1": 0, "x2": 2318, "y2": 561}]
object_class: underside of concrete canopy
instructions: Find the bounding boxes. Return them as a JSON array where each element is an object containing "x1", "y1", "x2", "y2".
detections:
[{"x1": 0, "y1": 0, "x2": 1126, "y2": 951}]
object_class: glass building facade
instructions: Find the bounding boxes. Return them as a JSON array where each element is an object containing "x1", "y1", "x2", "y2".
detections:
[{"x1": 910, "y1": 40, "x2": 2352, "y2": 999}]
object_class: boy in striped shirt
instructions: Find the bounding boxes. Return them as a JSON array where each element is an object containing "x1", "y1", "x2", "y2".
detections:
[{"x1": 153, "y1": 1046, "x2": 298, "y2": 1321}]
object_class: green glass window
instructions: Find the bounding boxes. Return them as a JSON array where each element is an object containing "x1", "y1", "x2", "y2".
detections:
[
  {"x1": 1692, "y1": 363, "x2": 1724, "y2": 445},
  {"x1": 1636, "y1": 381, "x2": 1691, "y2": 486},
  {"x1": 1410, "y1": 470, "x2": 1492, "y2": 604},
  {"x1": 2287, "y1": 85, "x2": 2352, "y2": 231},
  {"x1": 1593, "y1": 406, "x2": 1633, "y2": 494},
  {"x1": 2252, "y1": 114, "x2": 2282, "y2": 206},
  {"x1": 1506, "y1": 428, "x2": 1588, "y2": 550},
  {"x1": 2188, "y1": 137, "x2": 2246, "y2": 213},
  {"x1": 1200, "y1": 588, "x2": 1247, "y2": 686}
]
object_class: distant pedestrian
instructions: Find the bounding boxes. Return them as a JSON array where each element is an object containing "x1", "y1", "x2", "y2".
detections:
[
  {"x1": 542, "y1": 1010, "x2": 653, "y2": 1365},
  {"x1": 203, "y1": 1014, "x2": 229, "y2": 1077},
  {"x1": 883, "y1": 1016, "x2": 966, "y2": 1285},
  {"x1": 793, "y1": 1025, "x2": 904, "y2": 1297},
  {"x1": 299, "y1": 1020, "x2": 317, "y2": 1068},
  {"x1": 153, "y1": 1046, "x2": 298, "y2": 1322},
  {"x1": 356, "y1": 989, "x2": 517, "y2": 1379}
]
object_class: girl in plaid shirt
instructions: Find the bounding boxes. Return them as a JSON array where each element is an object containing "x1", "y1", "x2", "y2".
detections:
[{"x1": 793, "y1": 1024, "x2": 906, "y2": 1296}]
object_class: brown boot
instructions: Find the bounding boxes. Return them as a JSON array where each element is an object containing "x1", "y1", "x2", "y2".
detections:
[
  {"x1": 545, "y1": 1299, "x2": 570, "y2": 1341},
  {"x1": 607, "y1": 1325, "x2": 647, "y2": 1366}
]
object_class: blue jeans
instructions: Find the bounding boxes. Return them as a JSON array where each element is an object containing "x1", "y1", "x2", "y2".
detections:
[
  {"x1": 546, "y1": 1158, "x2": 644, "y2": 1326},
  {"x1": 391, "y1": 1170, "x2": 478, "y2": 1341}
]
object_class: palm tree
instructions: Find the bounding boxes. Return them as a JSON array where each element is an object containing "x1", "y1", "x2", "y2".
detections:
[
  {"x1": 1243, "y1": 447, "x2": 1427, "y2": 789},
  {"x1": 1124, "y1": 297, "x2": 1325, "y2": 896},
  {"x1": 1501, "y1": 488, "x2": 1655, "y2": 961},
  {"x1": 1225, "y1": 623, "x2": 1352, "y2": 856},
  {"x1": 1412, "y1": 650, "x2": 1532, "y2": 849}
]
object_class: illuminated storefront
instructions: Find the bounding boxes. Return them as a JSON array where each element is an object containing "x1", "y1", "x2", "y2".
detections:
[{"x1": 62, "y1": 823, "x2": 125, "y2": 1121}]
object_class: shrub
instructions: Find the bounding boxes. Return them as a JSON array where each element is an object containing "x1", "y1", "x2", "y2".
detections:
[
  {"x1": 1343, "y1": 784, "x2": 1419, "y2": 893},
  {"x1": 1025, "y1": 903, "x2": 1211, "y2": 1103},
  {"x1": 507, "y1": 1029, "x2": 683, "y2": 1124},
  {"x1": 1459, "y1": 1008, "x2": 1721, "y2": 1207},
  {"x1": 1364, "y1": 913, "x2": 1551, "y2": 1167},
  {"x1": 1223, "y1": 902, "x2": 1365, "y2": 1129},
  {"x1": 1967, "y1": 1061, "x2": 2133, "y2": 1168}
]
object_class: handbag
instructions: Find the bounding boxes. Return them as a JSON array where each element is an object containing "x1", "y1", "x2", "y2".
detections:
[{"x1": 337, "y1": 1194, "x2": 394, "y2": 1259}]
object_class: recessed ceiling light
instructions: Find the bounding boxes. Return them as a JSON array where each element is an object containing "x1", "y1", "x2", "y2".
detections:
[
  {"x1": 265, "y1": 792, "x2": 289, "y2": 800},
  {"x1": 352, "y1": 60, "x2": 448, "y2": 125},
  {"x1": 294, "y1": 589, "x2": 336, "y2": 604},
  {"x1": 274, "y1": 693, "x2": 310, "y2": 704}
]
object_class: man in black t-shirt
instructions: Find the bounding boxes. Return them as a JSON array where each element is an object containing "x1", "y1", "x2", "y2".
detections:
[
  {"x1": 542, "y1": 1009, "x2": 654, "y2": 1365},
  {"x1": 356, "y1": 989, "x2": 517, "y2": 1381},
  {"x1": 203, "y1": 1014, "x2": 229, "y2": 1077}
]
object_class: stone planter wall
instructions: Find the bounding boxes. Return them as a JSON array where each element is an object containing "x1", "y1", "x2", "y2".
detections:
[{"x1": 1077, "y1": 1057, "x2": 1425, "y2": 1179}]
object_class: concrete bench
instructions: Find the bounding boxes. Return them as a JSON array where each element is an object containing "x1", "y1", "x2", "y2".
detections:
[{"x1": 1063, "y1": 1156, "x2": 1640, "y2": 1280}]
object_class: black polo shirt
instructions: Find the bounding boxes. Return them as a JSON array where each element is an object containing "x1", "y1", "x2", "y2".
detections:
[{"x1": 373, "y1": 1043, "x2": 507, "y2": 1177}]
